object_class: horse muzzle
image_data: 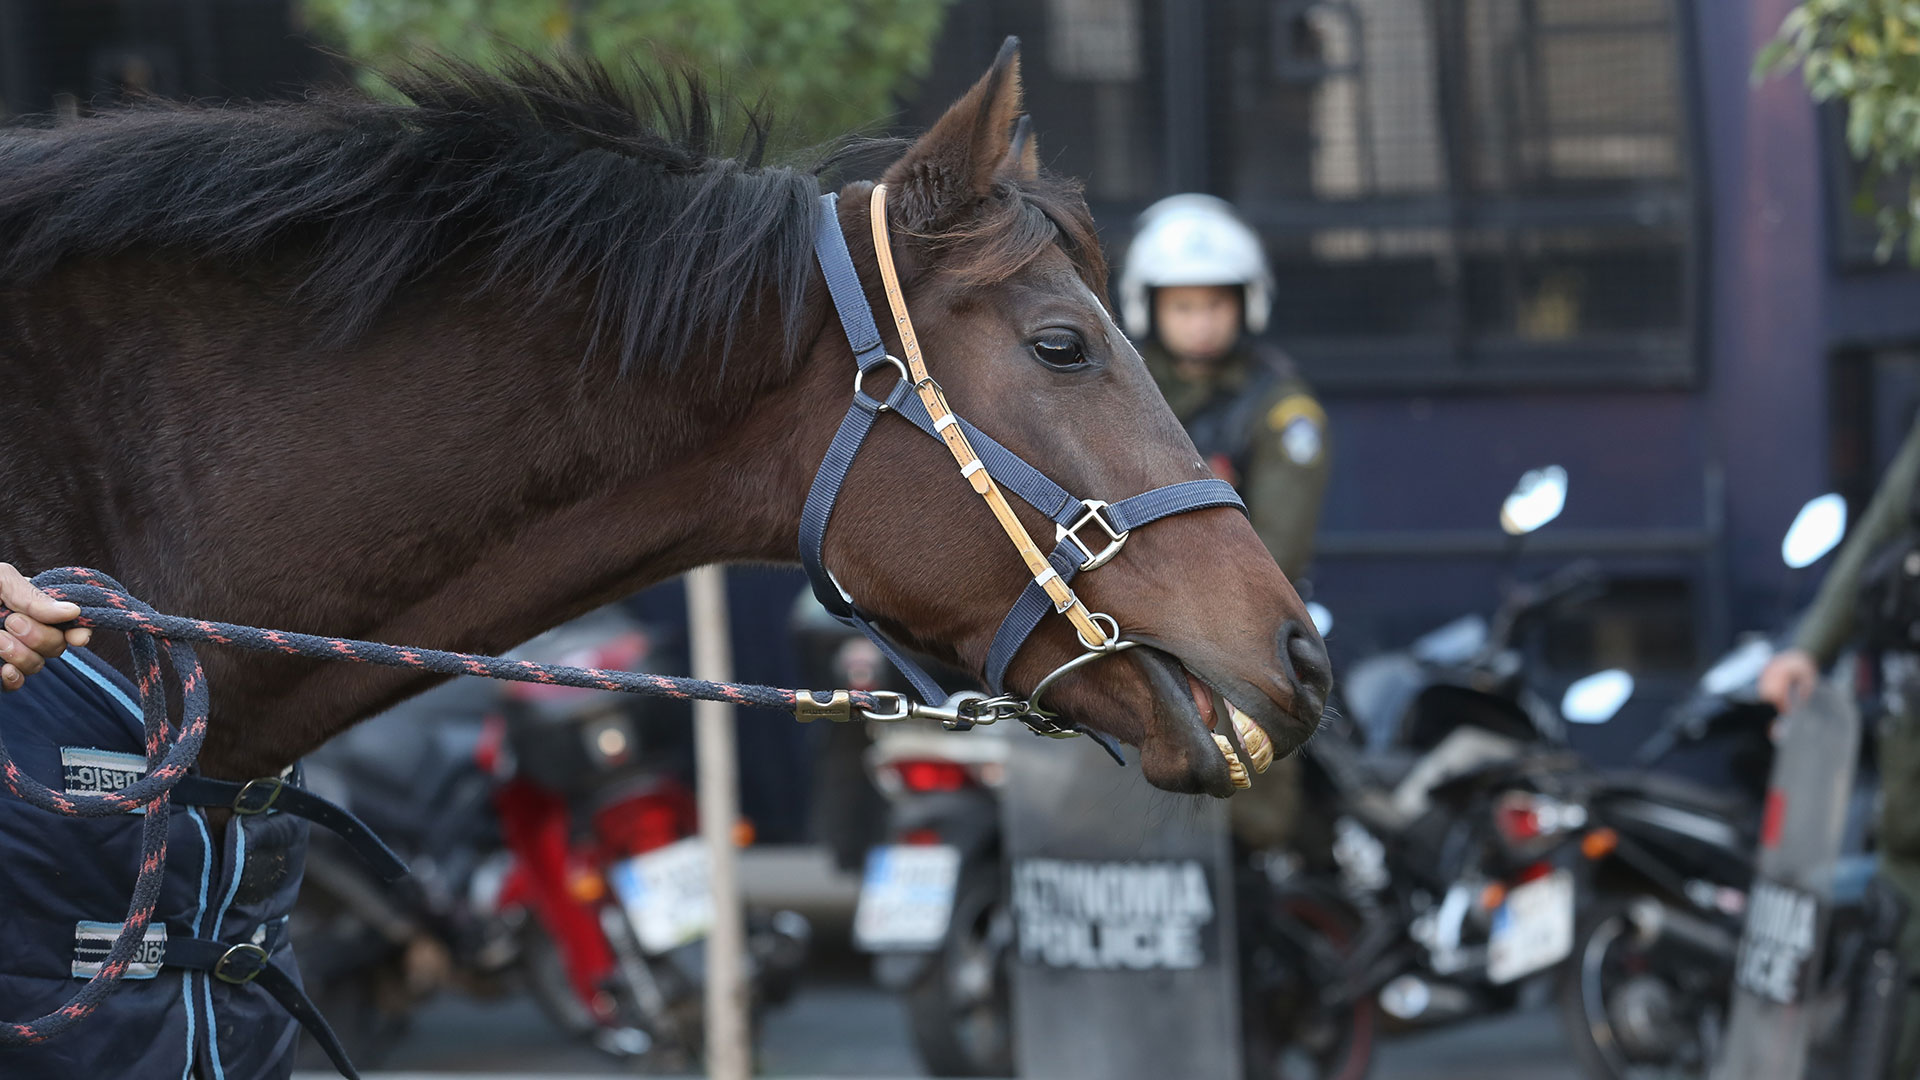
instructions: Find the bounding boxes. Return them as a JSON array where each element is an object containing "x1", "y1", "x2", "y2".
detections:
[{"x1": 1127, "y1": 627, "x2": 1330, "y2": 798}]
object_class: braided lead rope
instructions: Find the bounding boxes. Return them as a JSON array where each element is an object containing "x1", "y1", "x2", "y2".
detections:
[
  {"x1": 0, "y1": 568, "x2": 206, "y2": 1046},
  {"x1": 0, "y1": 565, "x2": 883, "y2": 1047}
]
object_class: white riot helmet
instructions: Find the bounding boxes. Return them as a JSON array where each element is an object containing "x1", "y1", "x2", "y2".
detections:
[{"x1": 1119, "y1": 194, "x2": 1273, "y2": 339}]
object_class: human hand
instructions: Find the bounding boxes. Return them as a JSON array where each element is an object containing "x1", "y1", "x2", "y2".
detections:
[
  {"x1": 1758, "y1": 648, "x2": 1819, "y2": 714},
  {"x1": 0, "y1": 563, "x2": 90, "y2": 691}
]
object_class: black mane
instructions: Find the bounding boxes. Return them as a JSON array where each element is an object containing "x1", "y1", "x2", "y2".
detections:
[
  {"x1": 0, "y1": 55, "x2": 1109, "y2": 378},
  {"x1": 0, "y1": 56, "x2": 826, "y2": 374}
]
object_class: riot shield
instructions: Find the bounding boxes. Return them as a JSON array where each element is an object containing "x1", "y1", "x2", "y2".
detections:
[
  {"x1": 1003, "y1": 735, "x2": 1242, "y2": 1080},
  {"x1": 1711, "y1": 680, "x2": 1861, "y2": 1080}
]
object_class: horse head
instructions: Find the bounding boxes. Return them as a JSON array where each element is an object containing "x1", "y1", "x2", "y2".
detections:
[{"x1": 811, "y1": 41, "x2": 1330, "y2": 797}]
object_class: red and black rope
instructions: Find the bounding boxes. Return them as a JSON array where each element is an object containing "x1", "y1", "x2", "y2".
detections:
[{"x1": 0, "y1": 565, "x2": 881, "y2": 1046}]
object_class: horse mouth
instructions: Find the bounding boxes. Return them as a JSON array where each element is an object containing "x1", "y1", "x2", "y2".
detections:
[
  {"x1": 1131, "y1": 646, "x2": 1241, "y2": 798},
  {"x1": 1123, "y1": 643, "x2": 1320, "y2": 799}
]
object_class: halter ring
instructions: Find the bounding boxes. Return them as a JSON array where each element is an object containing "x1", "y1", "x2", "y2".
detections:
[
  {"x1": 852, "y1": 354, "x2": 910, "y2": 411},
  {"x1": 1028, "y1": 629, "x2": 1138, "y2": 718},
  {"x1": 1075, "y1": 611, "x2": 1126, "y2": 652}
]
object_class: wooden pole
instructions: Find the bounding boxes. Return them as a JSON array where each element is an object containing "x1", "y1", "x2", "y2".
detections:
[{"x1": 687, "y1": 565, "x2": 750, "y2": 1080}]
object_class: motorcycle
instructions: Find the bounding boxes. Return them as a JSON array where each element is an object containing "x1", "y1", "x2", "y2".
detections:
[
  {"x1": 843, "y1": 466, "x2": 1617, "y2": 1078},
  {"x1": 1250, "y1": 693, "x2": 1605, "y2": 1080},
  {"x1": 858, "y1": 721, "x2": 1014, "y2": 1078},
  {"x1": 294, "y1": 604, "x2": 808, "y2": 1069},
  {"x1": 827, "y1": 465, "x2": 1612, "y2": 1078},
  {"x1": 790, "y1": 589, "x2": 1016, "y2": 1078},
  {"x1": 1559, "y1": 490, "x2": 1904, "y2": 1076},
  {"x1": 1562, "y1": 671, "x2": 1901, "y2": 1080},
  {"x1": 1246, "y1": 466, "x2": 1621, "y2": 1077},
  {"x1": 1557, "y1": 635, "x2": 1784, "y2": 1078},
  {"x1": 1559, "y1": 493, "x2": 1904, "y2": 1080}
]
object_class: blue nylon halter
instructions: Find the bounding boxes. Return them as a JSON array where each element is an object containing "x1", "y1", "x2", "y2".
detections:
[{"x1": 799, "y1": 192, "x2": 1245, "y2": 741}]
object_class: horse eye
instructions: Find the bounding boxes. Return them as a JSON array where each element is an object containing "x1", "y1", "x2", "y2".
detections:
[{"x1": 1031, "y1": 331, "x2": 1088, "y2": 370}]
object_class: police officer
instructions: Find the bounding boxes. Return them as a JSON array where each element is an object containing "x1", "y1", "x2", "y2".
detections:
[
  {"x1": 1759, "y1": 413, "x2": 1920, "y2": 1077},
  {"x1": 1120, "y1": 195, "x2": 1327, "y2": 847},
  {"x1": 1120, "y1": 195, "x2": 1328, "y2": 581}
]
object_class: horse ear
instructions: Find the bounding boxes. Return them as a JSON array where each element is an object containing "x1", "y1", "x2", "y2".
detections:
[
  {"x1": 882, "y1": 37, "x2": 1024, "y2": 226},
  {"x1": 1003, "y1": 115, "x2": 1040, "y2": 181}
]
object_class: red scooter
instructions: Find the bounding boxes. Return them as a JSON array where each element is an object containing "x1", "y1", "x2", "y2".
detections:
[
  {"x1": 483, "y1": 609, "x2": 810, "y2": 1065},
  {"x1": 295, "y1": 606, "x2": 807, "y2": 1069}
]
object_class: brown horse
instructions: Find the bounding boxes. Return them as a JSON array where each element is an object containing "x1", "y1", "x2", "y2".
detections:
[{"x1": 0, "y1": 42, "x2": 1329, "y2": 798}]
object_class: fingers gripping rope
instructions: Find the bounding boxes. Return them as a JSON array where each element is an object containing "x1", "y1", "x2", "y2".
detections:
[{"x1": 0, "y1": 566, "x2": 885, "y2": 1047}]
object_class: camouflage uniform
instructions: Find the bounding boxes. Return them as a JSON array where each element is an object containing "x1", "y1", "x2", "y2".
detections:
[
  {"x1": 1791, "y1": 414, "x2": 1920, "y2": 1077},
  {"x1": 1146, "y1": 339, "x2": 1329, "y2": 849}
]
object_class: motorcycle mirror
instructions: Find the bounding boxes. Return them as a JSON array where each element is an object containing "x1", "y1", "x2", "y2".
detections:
[
  {"x1": 1781, "y1": 493, "x2": 1847, "y2": 569},
  {"x1": 1500, "y1": 465, "x2": 1568, "y2": 536},
  {"x1": 1561, "y1": 668, "x2": 1634, "y2": 724},
  {"x1": 1306, "y1": 601, "x2": 1334, "y2": 638},
  {"x1": 1699, "y1": 636, "x2": 1775, "y2": 697}
]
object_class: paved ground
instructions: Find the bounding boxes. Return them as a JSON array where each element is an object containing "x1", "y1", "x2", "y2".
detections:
[
  {"x1": 296, "y1": 979, "x2": 1585, "y2": 1080},
  {"x1": 296, "y1": 847, "x2": 1586, "y2": 1079}
]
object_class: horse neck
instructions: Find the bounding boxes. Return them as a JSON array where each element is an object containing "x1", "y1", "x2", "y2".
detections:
[{"x1": 8, "y1": 259, "x2": 836, "y2": 777}]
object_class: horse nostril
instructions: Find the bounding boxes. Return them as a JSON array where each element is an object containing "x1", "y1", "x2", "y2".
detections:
[{"x1": 1280, "y1": 621, "x2": 1333, "y2": 711}]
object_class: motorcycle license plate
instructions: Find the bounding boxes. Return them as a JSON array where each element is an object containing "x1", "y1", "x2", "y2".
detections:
[
  {"x1": 854, "y1": 844, "x2": 961, "y2": 953},
  {"x1": 1487, "y1": 869, "x2": 1574, "y2": 984},
  {"x1": 607, "y1": 837, "x2": 713, "y2": 954}
]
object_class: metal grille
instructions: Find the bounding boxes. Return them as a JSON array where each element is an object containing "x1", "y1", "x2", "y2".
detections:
[
  {"x1": 901, "y1": 0, "x2": 1172, "y2": 204},
  {"x1": 1215, "y1": 0, "x2": 1698, "y2": 386},
  {"x1": 906, "y1": 0, "x2": 1700, "y2": 386}
]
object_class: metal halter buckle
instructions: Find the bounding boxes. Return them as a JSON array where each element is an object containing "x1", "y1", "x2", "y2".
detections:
[
  {"x1": 1057, "y1": 500, "x2": 1129, "y2": 571},
  {"x1": 213, "y1": 942, "x2": 270, "y2": 985},
  {"x1": 232, "y1": 776, "x2": 284, "y2": 815}
]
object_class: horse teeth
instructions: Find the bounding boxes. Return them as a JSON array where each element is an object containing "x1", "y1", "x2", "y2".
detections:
[
  {"x1": 1213, "y1": 733, "x2": 1251, "y2": 789},
  {"x1": 1229, "y1": 705, "x2": 1274, "y2": 774}
]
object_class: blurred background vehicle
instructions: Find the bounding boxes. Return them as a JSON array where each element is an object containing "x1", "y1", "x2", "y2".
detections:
[
  {"x1": 845, "y1": 467, "x2": 1615, "y2": 1078},
  {"x1": 1246, "y1": 467, "x2": 1605, "y2": 1079},
  {"x1": 1555, "y1": 497, "x2": 1905, "y2": 1080},
  {"x1": 793, "y1": 588, "x2": 1018, "y2": 1077},
  {"x1": 298, "y1": 608, "x2": 808, "y2": 1071},
  {"x1": 858, "y1": 716, "x2": 1014, "y2": 1078}
]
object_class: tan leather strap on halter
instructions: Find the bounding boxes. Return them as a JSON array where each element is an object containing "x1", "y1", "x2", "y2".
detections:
[{"x1": 866, "y1": 184, "x2": 1110, "y2": 648}]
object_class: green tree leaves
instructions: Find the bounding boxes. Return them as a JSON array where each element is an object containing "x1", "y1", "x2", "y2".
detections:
[
  {"x1": 1758, "y1": 0, "x2": 1920, "y2": 263},
  {"x1": 300, "y1": 0, "x2": 952, "y2": 152}
]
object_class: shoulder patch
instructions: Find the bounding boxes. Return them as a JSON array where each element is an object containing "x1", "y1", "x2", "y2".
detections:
[
  {"x1": 1266, "y1": 393, "x2": 1326, "y2": 433},
  {"x1": 1267, "y1": 394, "x2": 1326, "y2": 466}
]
